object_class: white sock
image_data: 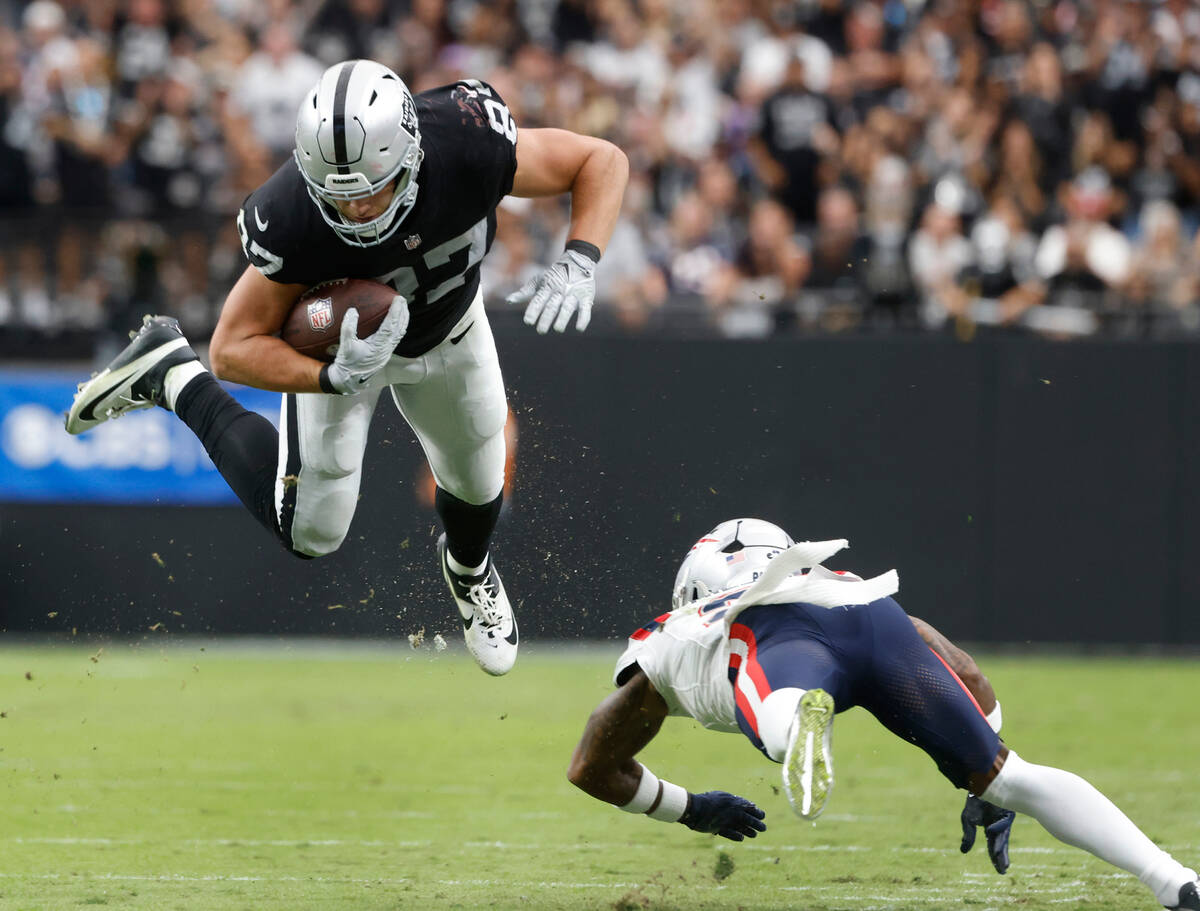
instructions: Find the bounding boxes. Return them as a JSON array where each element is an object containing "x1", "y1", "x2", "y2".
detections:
[
  {"x1": 446, "y1": 550, "x2": 487, "y2": 577},
  {"x1": 755, "y1": 688, "x2": 806, "y2": 762},
  {"x1": 162, "y1": 360, "x2": 207, "y2": 411},
  {"x1": 982, "y1": 750, "x2": 1196, "y2": 906}
]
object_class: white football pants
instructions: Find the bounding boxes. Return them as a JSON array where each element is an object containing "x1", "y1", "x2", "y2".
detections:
[{"x1": 275, "y1": 291, "x2": 508, "y2": 557}]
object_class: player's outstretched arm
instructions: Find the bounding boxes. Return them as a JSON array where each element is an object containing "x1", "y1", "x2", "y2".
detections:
[
  {"x1": 568, "y1": 668, "x2": 669, "y2": 805},
  {"x1": 210, "y1": 266, "x2": 326, "y2": 393},
  {"x1": 506, "y1": 128, "x2": 629, "y2": 334},
  {"x1": 568, "y1": 669, "x2": 766, "y2": 841}
]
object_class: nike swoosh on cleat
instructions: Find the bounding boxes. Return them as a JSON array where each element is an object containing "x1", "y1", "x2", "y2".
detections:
[
  {"x1": 449, "y1": 322, "x2": 474, "y2": 345},
  {"x1": 74, "y1": 375, "x2": 125, "y2": 425},
  {"x1": 504, "y1": 621, "x2": 517, "y2": 646},
  {"x1": 254, "y1": 206, "x2": 269, "y2": 231}
]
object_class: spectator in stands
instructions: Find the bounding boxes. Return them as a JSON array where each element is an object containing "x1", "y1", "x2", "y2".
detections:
[
  {"x1": 306, "y1": 0, "x2": 402, "y2": 68},
  {"x1": 583, "y1": 1, "x2": 668, "y2": 110},
  {"x1": 590, "y1": 173, "x2": 668, "y2": 334},
  {"x1": 991, "y1": 119, "x2": 1048, "y2": 230},
  {"x1": 1010, "y1": 42, "x2": 1072, "y2": 191},
  {"x1": 799, "y1": 185, "x2": 871, "y2": 330},
  {"x1": 654, "y1": 189, "x2": 736, "y2": 327},
  {"x1": 842, "y1": 2, "x2": 900, "y2": 115},
  {"x1": 719, "y1": 196, "x2": 808, "y2": 338},
  {"x1": 909, "y1": 193, "x2": 973, "y2": 331},
  {"x1": 916, "y1": 86, "x2": 995, "y2": 198},
  {"x1": 1, "y1": 0, "x2": 1200, "y2": 345},
  {"x1": 1126, "y1": 200, "x2": 1197, "y2": 333},
  {"x1": 955, "y1": 194, "x2": 1045, "y2": 334},
  {"x1": 1083, "y1": 1, "x2": 1154, "y2": 143},
  {"x1": 752, "y1": 54, "x2": 838, "y2": 228},
  {"x1": 0, "y1": 26, "x2": 33, "y2": 327},
  {"x1": 230, "y1": 23, "x2": 323, "y2": 166},
  {"x1": 1071, "y1": 110, "x2": 1137, "y2": 201},
  {"x1": 40, "y1": 34, "x2": 118, "y2": 328},
  {"x1": 112, "y1": 0, "x2": 171, "y2": 98},
  {"x1": 1033, "y1": 168, "x2": 1133, "y2": 336},
  {"x1": 861, "y1": 154, "x2": 915, "y2": 325}
]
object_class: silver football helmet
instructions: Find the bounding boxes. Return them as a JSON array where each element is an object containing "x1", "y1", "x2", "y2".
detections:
[
  {"x1": 293, "y1": 60, "x2": 423, "y2": 247},
  {"x1": 672, "y1": 518, "x2": 795, "y2": 610}
]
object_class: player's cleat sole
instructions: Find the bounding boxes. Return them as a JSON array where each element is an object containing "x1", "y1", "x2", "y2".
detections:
[
  {"x1": 1166, "y1": 880, "x2": 1200, "y2": 910},
  {"x1": 437, "y1": 534, "x2": 518, "y2": 676},
  {"x1": 783, "y1": 687, "x2": 835, "y2": 820},
  {"x1": 65, "y1": 315, "x2": 198, "y2": 435}
]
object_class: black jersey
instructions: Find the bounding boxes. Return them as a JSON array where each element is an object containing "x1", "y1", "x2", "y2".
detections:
[{"x1": 237, "y1": 79, "x2": 518, "y2": 357}]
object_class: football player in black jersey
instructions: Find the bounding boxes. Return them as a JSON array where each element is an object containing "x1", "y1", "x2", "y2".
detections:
[{"x1": 65, "y1": 59, "x2": 629, "y2": 677}]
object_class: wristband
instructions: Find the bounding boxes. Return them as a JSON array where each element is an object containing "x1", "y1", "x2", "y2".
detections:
[
  {"x1": 619, "y1": 764, "x2": 660, "y2": 813},
  {"x1": 986, "y1": 702, "x2": 1002, "y2": 734},
  {"x1": 318, "y1": 364, "x2": 337, "y2": 395},
  {"x1": 647, "y1": 780, "x2": 688, "y2": 822},
  {"x1": 617, "y1": 763, "x2": 689, "y2": 823},
  {"x1": 565, "y1": 239, "x2": 601, "y2": 263}
]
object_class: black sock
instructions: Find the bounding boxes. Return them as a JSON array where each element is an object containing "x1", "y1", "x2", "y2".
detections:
[
  {"x1": 435, "y1": 487, "x2": 503, "y2": 569},
  {"x1": 174, "y1": 374, "x2": 299, "y2": 554}
]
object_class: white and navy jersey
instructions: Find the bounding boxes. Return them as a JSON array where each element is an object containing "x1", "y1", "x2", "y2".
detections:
[
  {"x1": 237, "y1": 79, "x2": 518, "y2": 358},
  {"x1": 615, "y1": 604, "x2": 743, "y2": 733},
  {"x1": 613, "y1": 540, "x2": 900, "y2": 732}
]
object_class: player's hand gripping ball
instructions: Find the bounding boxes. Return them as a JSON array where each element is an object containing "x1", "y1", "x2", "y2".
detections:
[{"x1": 281, "y1": 278, "x2": 406, "y2": 362}]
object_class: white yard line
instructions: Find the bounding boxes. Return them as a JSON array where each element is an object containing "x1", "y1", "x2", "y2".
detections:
[
  {"x1": 0, "y1": 872, "x2": 638, "y2": 889},
  {"x1": 9, "y1": 836, "x2": 1190, "y2": 856}
]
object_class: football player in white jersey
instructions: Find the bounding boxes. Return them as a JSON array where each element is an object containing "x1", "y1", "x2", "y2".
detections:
[
  {"x1": 65, "y1": 60, "x2": 629, "y2": 677},
  {"x1": 568, "y1": 519, "x2": 1199, "y2": 910}
]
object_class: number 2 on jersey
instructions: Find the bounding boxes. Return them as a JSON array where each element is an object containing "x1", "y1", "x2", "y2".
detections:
[{"x1": 378, "y1": 218, "x2": 488, "y2": 307}]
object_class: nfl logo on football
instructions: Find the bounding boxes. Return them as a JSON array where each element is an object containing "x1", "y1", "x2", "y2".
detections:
[{"x1": 307, "y1": 298, "x2": 334, "y2": 332}]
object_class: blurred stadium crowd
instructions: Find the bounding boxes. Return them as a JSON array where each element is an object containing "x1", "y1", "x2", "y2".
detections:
[{"x1": 2, "y1": 0, "x2": 1200, "y2": 352}]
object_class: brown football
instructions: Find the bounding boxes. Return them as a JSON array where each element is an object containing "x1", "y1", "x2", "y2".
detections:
[{"x1": 280, "y1": 278, "x2": 396, "y2": 362}]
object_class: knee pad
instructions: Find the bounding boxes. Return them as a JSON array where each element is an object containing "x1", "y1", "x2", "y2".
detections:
[
  {"x1": 287, "y1": 483, "x2": 356, "y2": 557},
  {"x1": 435, "y1": 433, "x2": 506, "y2": 505}
]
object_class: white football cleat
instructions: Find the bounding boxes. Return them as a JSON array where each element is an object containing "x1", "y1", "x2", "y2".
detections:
[
  {"x1": 65, "y1": 315, "x2": 197, "y2": 434},
  {"x1": 783, "y1": 688, "x2": 835, "y2": 819},
  {"x1": 437, "y1": 534, "x2": 517, "y2": 676}
]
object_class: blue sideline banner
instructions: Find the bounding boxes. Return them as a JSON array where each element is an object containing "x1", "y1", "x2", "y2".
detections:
[{"x1": 0, "y1": 370, "x2": 280, "y2": 504}]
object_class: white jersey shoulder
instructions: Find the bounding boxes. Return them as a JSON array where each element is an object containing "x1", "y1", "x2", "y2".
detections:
[
  {"x1": 613, "y1": 539, "x2": 900, "y2": 733},
  {"x1": 614, "y1": 604, "x2": 742, "y2": 732}
]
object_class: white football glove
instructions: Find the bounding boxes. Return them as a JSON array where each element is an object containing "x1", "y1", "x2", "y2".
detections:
[
  {"x1": 323, "y1": 295, "x2": 409, "y2": 395},
  {"x1": 506, "y1": 248, "x2": 597, "y2": 334}
]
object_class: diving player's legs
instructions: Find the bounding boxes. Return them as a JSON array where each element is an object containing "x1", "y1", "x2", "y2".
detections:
[
  {"x1": 280, "y1": 385, "x2": 382, "y2": 556},
  {"x1": 981, "y1": 750, "x2": 1198, "y2": 908},
  {"x1": 728, "y1": 605, "x2": 855, "y2": 818},
  {"x1": 728, "y1": 605, "x2": 852, "y2": 760},
  {"x1": 861, "y1": 598, "x2": 1197, "y2": 908},
  {"x1": 65, "y1": 315, "x2": 310, "y2": 557},
  {"x1": 388, "y1": 294, "x2": 516, "y2": 675},
  {"x1": 858, "y1": 597, "x2": 1000, "y2": 788}
]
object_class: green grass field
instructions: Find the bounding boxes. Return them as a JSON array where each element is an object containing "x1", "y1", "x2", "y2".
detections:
[{"x1": 1, "y1": 639, "x2": 1195, "y2": 911}]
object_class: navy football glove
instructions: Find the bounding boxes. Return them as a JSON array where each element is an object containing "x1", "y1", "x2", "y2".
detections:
[
  {"x1": 960, "y1": 793, "x2": 1015, "y2": 874},
  {"x1": 679, "y1": 791, "x2": 766, "y2": 842}
]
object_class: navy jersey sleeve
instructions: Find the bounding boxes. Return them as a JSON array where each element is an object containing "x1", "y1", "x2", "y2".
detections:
[{"x1": 440, "y1": 79, "x2": 518, "y2": 206}]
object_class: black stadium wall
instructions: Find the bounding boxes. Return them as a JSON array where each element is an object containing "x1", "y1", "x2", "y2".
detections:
[{"x1": 4, "y1": 333, "x2": 1199, "y2": 646}]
